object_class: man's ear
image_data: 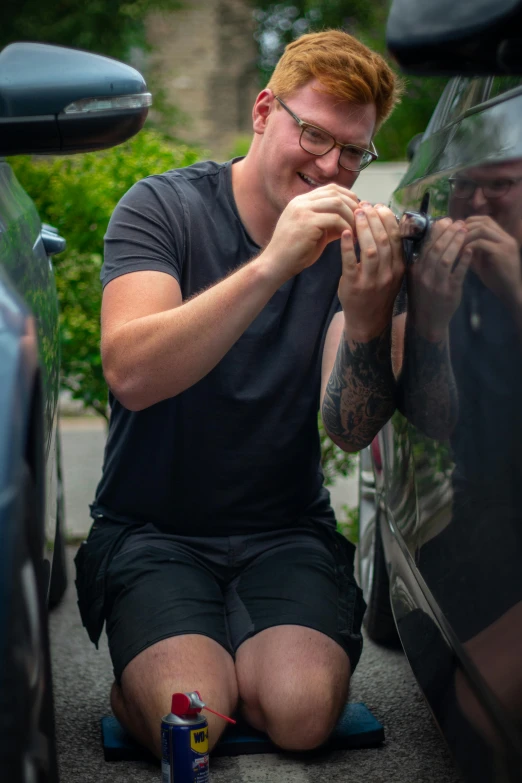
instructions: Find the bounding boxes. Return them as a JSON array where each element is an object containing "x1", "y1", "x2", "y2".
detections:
[{"x1": 252, "y1": 89, "x2": 275, "y2": 135}]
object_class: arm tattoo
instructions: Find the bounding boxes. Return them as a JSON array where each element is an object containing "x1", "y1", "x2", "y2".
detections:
[
  {"x1": 397, "y1": 321, "x2": 458, "y2": 440},
  {"x1": 322, "y1": 326, "x2": 397, "y2": 452}
]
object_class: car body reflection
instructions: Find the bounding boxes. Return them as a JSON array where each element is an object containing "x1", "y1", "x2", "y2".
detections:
[{"x1": 363, "y1": 75, "x2": 522, "y2": 783}]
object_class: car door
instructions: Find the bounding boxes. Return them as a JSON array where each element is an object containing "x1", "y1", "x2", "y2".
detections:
[
  {"x1": 0, "y1": 160, "x2": 61, "y2": 563},
  {"x1": 391, "y1": 74, "x2": 522, "y2": 774}
]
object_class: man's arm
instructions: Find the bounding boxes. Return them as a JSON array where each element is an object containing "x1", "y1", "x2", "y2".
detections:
[
  {"x1": 396, "y1": 319, "x2": 459, "y2": 439},
  {"x1": 321, "y1": 314, "x2": 396, "y2": 452},
  {"x1": 320, "y1": 203, "x2": 405, "y2": 452},
  {"x1": 103, "y1": 184, "x2": 359, "y2": 411},
  {"x1": 395, "y1": 219, "x2": 473, "y2": 439}
]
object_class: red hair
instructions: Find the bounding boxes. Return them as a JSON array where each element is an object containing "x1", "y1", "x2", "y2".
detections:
[{"x1": 266, "y1": 30, "x2": 402, "y2": 129}]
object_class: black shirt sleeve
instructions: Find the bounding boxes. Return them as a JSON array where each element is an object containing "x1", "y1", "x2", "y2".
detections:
[{"x1": 101, "y1": 175, "x2": 185, "y2": 288}]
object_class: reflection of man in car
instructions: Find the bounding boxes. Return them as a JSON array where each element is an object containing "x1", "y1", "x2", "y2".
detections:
[
  {"x1": 414, "y1": 160, "x2": 522, "y2": 750},
  {"x1": 448, "y1": 160, "x2": 522, "y2": 502},
  {"x1": 450, "y1": 161, "x2": 522, "y2": 336},
  {"x1": 448, "y1": 160, "x2": 522, "y2": 747}
]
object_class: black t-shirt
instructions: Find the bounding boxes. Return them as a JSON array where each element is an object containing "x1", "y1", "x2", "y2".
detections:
[{"x1": 91, "y1": 159, "x2": 342, "y2": 535}]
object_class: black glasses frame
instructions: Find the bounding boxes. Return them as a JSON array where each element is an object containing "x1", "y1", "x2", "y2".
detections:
[
  {"x1": 274, "y1": 95, "x2": 378, "y2": 172},
  {"x1": 449, "y1": 176, "x2": 522, "y2": 199}
]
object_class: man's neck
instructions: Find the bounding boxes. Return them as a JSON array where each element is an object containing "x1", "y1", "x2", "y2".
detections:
[{"x1": 231, "y1": 156, "x2": 279, "y2": 248}]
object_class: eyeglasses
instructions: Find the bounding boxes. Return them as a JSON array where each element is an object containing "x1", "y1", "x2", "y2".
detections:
[
  {"x1": 274, "y1": 96, "x2": 378, "y2": 172},
  {"x1": 449, "y1": 176, "x2": 522, "y2": 199}
]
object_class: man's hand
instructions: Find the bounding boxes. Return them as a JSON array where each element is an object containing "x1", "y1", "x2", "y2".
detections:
[
  {"x1": 338, "y1": 203, "x2": 405, "y2": 342},
  {"x1": 408, "y1": 218, "x2": 472, "y2": 342},
  {"x1": 261, "y1": 184, "x2": 359, "y2": 284},
  {"x1": 464, "y1": 215, "x2": 522, "y2": 309}
]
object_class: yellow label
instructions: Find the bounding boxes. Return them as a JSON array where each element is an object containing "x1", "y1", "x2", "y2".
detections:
[{"x1": 190, "y1": 726, "x2": 209, "y2": 753}]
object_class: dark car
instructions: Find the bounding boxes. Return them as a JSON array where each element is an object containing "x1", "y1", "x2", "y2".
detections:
[
  {"x1": 358, "y1": 2, "x2": 522, "y2": 781},
  {"x1": 0, "y1": 42, "x2": 151, "y2": 782}
]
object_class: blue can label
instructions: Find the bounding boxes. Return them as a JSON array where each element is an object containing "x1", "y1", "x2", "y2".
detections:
[{"x1": 161, "y1": 718, "x2": 209, "y2": 782}]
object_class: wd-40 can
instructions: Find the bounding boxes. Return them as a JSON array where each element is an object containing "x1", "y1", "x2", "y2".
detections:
[{"x1": 161, "y1": 691, "x2": 209, "y2": 783}]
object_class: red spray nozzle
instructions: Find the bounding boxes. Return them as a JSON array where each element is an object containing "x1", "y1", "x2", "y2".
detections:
[{"x1": 170, "y1": 692, "x2": 236, "y2": 724}]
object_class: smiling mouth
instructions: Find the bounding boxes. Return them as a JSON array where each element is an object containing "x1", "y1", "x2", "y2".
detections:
[{"x1": 298, "y1": 172, "x2": 321, "y2": 187}]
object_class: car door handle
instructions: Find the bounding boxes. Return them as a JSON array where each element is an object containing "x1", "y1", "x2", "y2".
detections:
[{"x1": 41, "y1": 223, "x2": 66, "y2": 256}]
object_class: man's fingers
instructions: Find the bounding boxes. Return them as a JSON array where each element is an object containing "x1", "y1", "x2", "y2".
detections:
[
  {"x1": 463, "y1": 224, "x2": 504, "y2": 245},
  {"x1": 311, "y1": 211, "x2": 353, "y2": 240},
  {"x1": 354, "y1": 208, "x2": 380, "y2": 272},
  {"x1": 421, "y1": 220, "x2": 466, "y2": 278},
  {"x1": 464, "y1": 237, "x2": 502, "y2": 257},
  {"x1": 374, "y1": 204, "x2": 404, "y2": 271},
  {"x1": 340, "y1": 229, "x2": 357, "y2": 272},
  {"x1": 435, "y1": 223, "x2": 468, "y2": 279},
  {"x1": 452, "y1": 247, "x2": 472, "y2": 284},
  {"x1": 311, "y1": 196, "x2": 356, "y2": 229}
]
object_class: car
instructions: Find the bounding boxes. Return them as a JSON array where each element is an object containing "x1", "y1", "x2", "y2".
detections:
[
  {"x1": 357, "y1": 2, "x2": 522, "y2": 781},
  {"x1": 0, "y1": 42, "x2": 151, "y2": 782}
]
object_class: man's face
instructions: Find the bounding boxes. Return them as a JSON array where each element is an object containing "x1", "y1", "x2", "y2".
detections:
[
  {"x1": 449, "y1": 160, "x2": 522, "y2": 244},
  {"x1": 252, "y1": 79, "x2": 376, "y2": 217}
]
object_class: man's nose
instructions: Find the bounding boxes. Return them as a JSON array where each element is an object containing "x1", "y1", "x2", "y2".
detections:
[
  {"x1": 470, "y1": 185, "x2": 488, "y2": 210},
  {"x1": 314, "y1": 146, "x2": 341, "y2": 177}
]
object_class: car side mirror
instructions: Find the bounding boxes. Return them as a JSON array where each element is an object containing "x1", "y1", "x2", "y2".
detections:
[
  {"x1": 0, "y1": 42, "x2": 151, "y2": 156},
  {"x1": 386, "y1": 0, "x2": 522, "y2": 75}
]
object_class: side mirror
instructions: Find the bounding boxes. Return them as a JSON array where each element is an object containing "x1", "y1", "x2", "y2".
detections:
[
  {"x1": 386, "y1": 0, "x2": 522, "y2": 75},
  {"x1": 0, "y1": 42, "x2": 152, "y2": 156}
]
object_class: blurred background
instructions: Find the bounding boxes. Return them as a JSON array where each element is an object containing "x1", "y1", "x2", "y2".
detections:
[{"x1": 1, "y1": 0, "x2": 444, "y2": 540}]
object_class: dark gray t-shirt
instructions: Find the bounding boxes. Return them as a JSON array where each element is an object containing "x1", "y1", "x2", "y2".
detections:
[{"x1": 92, "y1": 159, "x2": 342, "y2": 535}]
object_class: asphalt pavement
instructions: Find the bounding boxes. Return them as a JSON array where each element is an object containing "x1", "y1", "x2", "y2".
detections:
[
  {"x1": 52, "y1": 416, "x2": 464, "y2": 782},
  {"x1": 50, "y1": 547, "x2": 463, "y2": 783}
]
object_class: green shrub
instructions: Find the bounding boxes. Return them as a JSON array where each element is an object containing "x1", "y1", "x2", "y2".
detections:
[
  {"x1": 10, "y1": 129, "x2": 202, "y2": 418},
  {"x1": 319, "y1": 415, "x2": 358, "y2": 487},
  {"x1": 336, "y1": 504, "x2": 360, "y2": 545}
]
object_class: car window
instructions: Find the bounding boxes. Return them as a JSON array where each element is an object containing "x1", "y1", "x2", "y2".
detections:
[
  {"x1": 442, "y1": 76, "x2": 490, "y2": 125},
  {"x1": 488, "y1": 75, "x2": 522, "y2": 99},
  {"x1": 424, "y1": 76, "x2": 490, "y2": 137}
]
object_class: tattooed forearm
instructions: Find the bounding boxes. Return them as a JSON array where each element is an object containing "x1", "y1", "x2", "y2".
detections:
[
  {"x1": 322, "y1": 325, "x2": 397, "y2": 452},
  {"x1": 397, "y1": 321, "x2": 458, "y2": 440}
]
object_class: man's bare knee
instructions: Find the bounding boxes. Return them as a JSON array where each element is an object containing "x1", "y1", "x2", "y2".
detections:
[
  {"x1": 113, "y1": 635, "x2": 238, "y2": 757},
  {"x1": 237, "y1": 626, "x2": 351, "y2": 751}
]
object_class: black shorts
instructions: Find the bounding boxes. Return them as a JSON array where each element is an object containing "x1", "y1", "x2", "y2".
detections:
[{"x1": 76, "y1": 519, "x2": 366, "y2": 684}]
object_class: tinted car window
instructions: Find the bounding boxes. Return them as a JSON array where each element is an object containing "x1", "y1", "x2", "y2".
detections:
[
  {"x1": 443, "y1": 76, "x2": 490, "y2": 125},
  {"x1": 424, "y1": 77, "x2": 490, "y2": 138},
  {"x1": 488, "y1": 75, "x2": 522, "y2": 99}
]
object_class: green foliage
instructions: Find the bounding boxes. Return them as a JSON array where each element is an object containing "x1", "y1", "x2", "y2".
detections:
[
  {"x1": 9, "y1": 129, "x2": 202, "y2": 418},
  {"x1": 319, "y1": 414, "x2": 358, "y2": 486},
  {"x1": 336, "y1": 503, "x2": 359, "y2": 544},
  {"x1": 228, "y1": 134, "x2": 254, "y2": 160},
  {"x1": 252, "y1": 0, "x2": 385, "y2": 78},
  {"x1": 373, "y1": 77, "x2": 447, "y2": 160},
  {"x1": 0, "y1": 0, "x2": 180, "y2": 60}
]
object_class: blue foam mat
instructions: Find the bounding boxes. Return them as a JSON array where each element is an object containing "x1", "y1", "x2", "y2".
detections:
[{"x1": 101, "y1": 702, "x2": 384, "y2": 761}]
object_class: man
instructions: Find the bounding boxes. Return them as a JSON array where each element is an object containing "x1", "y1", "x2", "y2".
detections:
[{"x1": 75, "y1": 30, "x2": 404, "y2": 757}]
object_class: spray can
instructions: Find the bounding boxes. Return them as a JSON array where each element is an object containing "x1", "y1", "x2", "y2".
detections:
[{"x1": 161, "y1": 691, "x2": 236, "y2": 783}]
